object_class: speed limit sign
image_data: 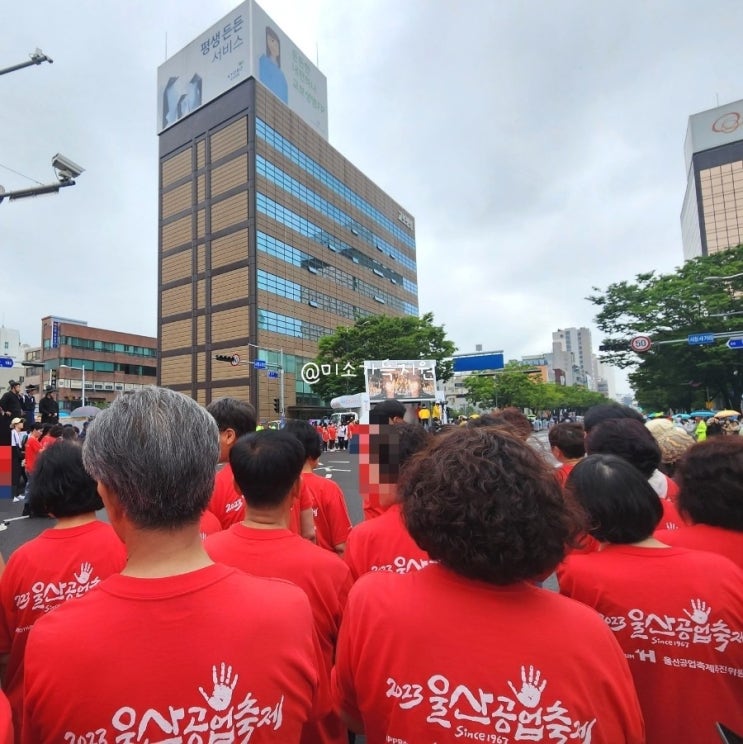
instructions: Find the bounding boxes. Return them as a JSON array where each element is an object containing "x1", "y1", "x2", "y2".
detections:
[{"x1": 629, "y1": 335, "x2": 652, "y2": 353}]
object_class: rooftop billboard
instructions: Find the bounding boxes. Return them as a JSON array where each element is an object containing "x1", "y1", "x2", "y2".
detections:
[
  {"x1": 157, "y1": 0, "x2": 328, "y2": 138},
  {"x1": 685, "y1": 99, "x2": 743, "y2": 166}
]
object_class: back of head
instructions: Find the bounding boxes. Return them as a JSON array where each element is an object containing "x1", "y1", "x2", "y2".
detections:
[
  {"x1": 82, "y1": 386, "x2": 220, "y2": 529},
  {"x1": 675, "y1": 437, "x2": 743, "y2": 530},
  {"x1": 400, "y1": 427, "x2": 580, "y2": 584},
  {"x1": 566, "y1": 454, "x2": 662, "y2": 543},
  {"x1": 283, "y1": 419, "x2": 322, "y2": 461},
  {"x1": 230, "y1": 429, "x2": 305, "y2": 508},
  {"x1": 548, "y1": 422, "x2": 586, "y2": 458},
  {"x1": 206, "y1": 397, "x2": 257, "y2": 437},
  {"x1": 585, "y1": 418, "x2": 661, "y2": 477},
  {"x1": 654, "y1": 427, "x2": 694, "y2": 473},
  {"x1": 497, "y1": 407, "x2": 533, "y2": 441},
  {"x1": 583, "y1": 403, "x2": 644, "y2": 433},
  {"x1": 369, "y1": 399, "x2": 406, "y2": 424},
  {"x1": 30, "y1": 439, "x2": 103, "y2": 518},
  {"x1": 368, "y1": 422, "x2": 432, "y2": 487}
]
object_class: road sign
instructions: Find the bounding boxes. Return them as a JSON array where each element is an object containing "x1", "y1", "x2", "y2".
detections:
[
  {"x1": 267, "y1": 370, "x2": 279, "y2": 379},
  {"x1": 229, "y1": 353, "x2": 240, "y2": 367},
  {"x1": 727, "y1": 338, "x2": 743, "y2": 349},
  {"x1": 629, "y1": 335, "x2": 652, "y2": 353},
  {"x1": 254, "y1": 359, "x2": 267, "y2": 370},
  {"x1": 0, "y1": 357, "x2": 14, "y2": 369},
  {"x1": 688, "y1": 333, "x2": 715, "y2": 346}
]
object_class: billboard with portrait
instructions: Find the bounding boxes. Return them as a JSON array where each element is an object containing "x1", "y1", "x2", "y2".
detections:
[
  {"x1": 364, "y1": 360, "x2": 437, "y2": 402},
  {"x1": 157, "y1": 0, "x2": 328, "y2": 139}
]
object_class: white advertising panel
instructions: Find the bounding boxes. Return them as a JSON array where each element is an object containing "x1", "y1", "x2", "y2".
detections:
[
  {"x1": 157, "y1": 0, "x2": 328, "y2": 139},
  {"x1": 364, "y1": 360, "x2": 437, "y2": 402},
  {"x1": 686, "y1": 99, "x2": 743, "y2": 161}
]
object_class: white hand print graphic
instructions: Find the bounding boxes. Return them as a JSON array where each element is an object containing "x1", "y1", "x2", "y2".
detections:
[
  {"x1": 74, "y1": 562, "x2": 93, "y2": 584},
  {"x1": 508, "y1": 665, "x2": 547, "y2": 709},
  {"x1": 683, "y1": 599, "x2": 711, "y2": 624},
  {"x1": 199, "y1": 662, "x2": 239, "y2": 711}
]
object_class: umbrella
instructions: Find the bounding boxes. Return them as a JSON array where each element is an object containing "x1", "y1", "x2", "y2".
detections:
[
  {"x1": 688, "y1": 410, "x2": 715, "y2": 418},
  {"x1": 68, "y1": 406, "x2": 100, "y2": 418},
  {"x1": 713, "y1": 409, "x2": 740, "y2": 418}
]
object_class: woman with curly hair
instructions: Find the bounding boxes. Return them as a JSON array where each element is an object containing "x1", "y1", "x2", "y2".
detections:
[
  {"x1": 656, "y1": 436, "x2": 743, "y2": 569},
  {"x1": 333, "y1": 427, "x2": 645, "y2": 743}
]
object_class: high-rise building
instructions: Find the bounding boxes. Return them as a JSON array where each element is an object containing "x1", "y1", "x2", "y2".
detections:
[
  {"x1": 682, "y1": 99, "x2": 743, "y2": 259},
  {"x1": 552, "y1": 327, "x2": 594, "y2": 388},
  {"x1": 157, "y1": 0, "x2": 418, "y2": 421}
]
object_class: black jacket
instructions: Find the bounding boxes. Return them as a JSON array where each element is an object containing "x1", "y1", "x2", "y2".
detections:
[
  {"x1": 39, "y1": 394, "x2": 59, "y2": 424},
  {"x1": 0, "y1": 391, "x2": 23, "y2": 419}
]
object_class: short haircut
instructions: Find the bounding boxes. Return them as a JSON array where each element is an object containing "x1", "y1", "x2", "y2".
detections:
[
  {"x1": 548, "y1": 422, "x2": 586, "y2": 459},
  {"x1": 583, "y1": 403, "x2": 644, "y2": 433},
  {"x1": 206, "y1": 397, "x2": 257, "y2": 437},
  {"x1": 29, "y1": 423, "x2": 43, "y2": 432},
  {"x1": 497, "y1": 407, "x2": 533, "y2": 441},
  {"x1": 401, "y1": 427, "x2": 580, "y2": 584},
  {"x1": 675, "y1": 437, "x2": 743, "y2": 530},
  {"x1": 369, "y1": 399, "x2": 406, "y2": 424},
  {"x1": 230, "y1": 430, "x2": 305, "y2": 508},
  {"x1": 83, "y1": 387, "x2": 220, "y2": 529},
  {"x1": 585, "y1": 418, "x2": 660, "y2": 477},
  {"x1": 566, "y1": 454, "x2": 663, "y2": 543},
  {"x1": 705, "y1": 420, "x2": 724, "y2": 437},
  {"x1": 283, "y1": 419, "x2": 322, "y2": 460},
  {"x1": 60, "y1": 425, "x2": 79, "y2": 441},
  {"x1": 47, "y1": 424, "x2": 64, "y2": 439},
  {"x1": 30, "y1": 440, "x2": 103, "y2": 517},
  {"x1": 369, "y1": 423, "x2": 433, "y2": 487}
]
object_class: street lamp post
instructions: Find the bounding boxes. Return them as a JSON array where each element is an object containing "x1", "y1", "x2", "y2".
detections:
[
  {"x1": 59, "y1": 364, "x2": 86, "y2": 407},
  {"x1": 244, "y1": 342, "x2": 285, "y2": 417}
]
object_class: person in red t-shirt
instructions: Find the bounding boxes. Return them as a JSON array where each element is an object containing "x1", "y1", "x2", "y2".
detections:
[
  {"x1": 206, "y1": 429, "x2": 351, "y2": 744},
  {"x1": 0, "y1": 440, "x2": 127, "y2": 740},
  {"x1": 558, "y1": 454, "x2": 743, "y2": 744},
  {"x1": 656, "y1": 436, "x2": 743, "y2": 569},
  {"x1": 19, "y1": 424, "x2": 42, "y2": 502},
  {"x1": 333, "y1": 427, "x2": 645, "y2": 743},
  {"x1": 547, "y1": 421, "x2": 585, "y2": 487},
  {"x1": 326, "y1": 424, "x2": 337, "y2": 451},
  {"x1": 285, "y1": 420, "x2": 351, "y2": 556},
  {"x1": 204, "y1": 397, "x2": 257, "y2": 529},
  {"x1": 345, "y1": 423, "x2": 432, "y2": 579},
  {"x1": 21, "y1": 387, "x2": 322, "y2": 744}
]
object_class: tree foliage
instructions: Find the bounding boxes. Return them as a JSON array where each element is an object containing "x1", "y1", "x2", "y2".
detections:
[
  {"x1": 310, "y1": 312, "x2": 456, "y2": 401},
  {"x1": 464, "y1": 361, "x2": 608, "y2": 412},
  {"x1": 587, "y1": 244, "x2": 743, "y2": 410}
]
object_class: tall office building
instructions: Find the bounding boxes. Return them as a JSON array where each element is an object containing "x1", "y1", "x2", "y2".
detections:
[
  {"x1": 157, "y1": 0, "x2": 418, "y2": 421},
  {"x1": 552, "y1": 327, "x2": 594, "y2": 388},
  {"x1": 682, "y1": 99, "x2": 743, "y2": 259}
]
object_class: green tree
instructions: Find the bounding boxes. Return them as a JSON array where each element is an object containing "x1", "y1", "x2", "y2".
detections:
[
  {"x1": 464, "y1": 362, "x2": 544, "y2": 409},
  {"x1": 587, "y1": 244, "x2": 743, "y2": 410},
  {"x1": 310, "y1": 312, "x2": 456, "y2": 401}
]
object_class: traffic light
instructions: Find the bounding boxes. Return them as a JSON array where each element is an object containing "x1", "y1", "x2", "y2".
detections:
[
  {"x1": 215, "y1": 354, "x2": 233, "y2": 363},
  {"x1": 273, "y1": 398, "x2": 280, "y2": 413}
]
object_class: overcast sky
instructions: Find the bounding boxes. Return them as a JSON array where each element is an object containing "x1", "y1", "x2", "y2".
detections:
[{"x1": 3, "y1": 1, "x2": 743, "y2": 396}]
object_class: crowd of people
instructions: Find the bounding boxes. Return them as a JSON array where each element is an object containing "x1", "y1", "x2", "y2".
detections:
[{"x1": 0, "y1": 389, "x2": 740, "y2": 743}]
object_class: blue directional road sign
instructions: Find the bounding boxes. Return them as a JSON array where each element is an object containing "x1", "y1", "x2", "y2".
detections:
[
  {"x1": 727, "y1": 338, "x2": 743, "y2": 349},
  {"x1": 688, "y1": 333, "x2": 715, "y2": 346},
  {"x1": 254, "y1": 359, "x2": 267, "y2": 370},
  {"x1": 267, "y1": 370, "x2": 279, "y2": 379},
  {"x1": 0, "y1": 357, "x2": 13, "y2": 368}
]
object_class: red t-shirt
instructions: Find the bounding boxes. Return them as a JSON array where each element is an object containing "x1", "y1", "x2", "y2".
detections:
[
  {"x1": 655, "y1": 523, "x2": 743, "y2": 570},
  {"x1": 333, "y1": 565, "x2": 645, "y2": 743},
  {"x1": 22, "y1": 437, "x2": 41, "y2": 474},
  {"x1": 0, "y1": 521, "x2": 126, "y2": 737},
  {"x1": 199, "y1": 509, "x2": 222, "y2": 540},
  {"x1": 301, "y1": 472, "x2": 351, "y2": 552},
  {"x1": 207, "y1": 463, "x2": 245, "y2": 529},
  {"x1": 205, "y1": 526, "x2": 352, "y2": 744},
  {"x1": 289, "y1": 487, "x2": 313, "y2": 537},
  {"x1": 22, "y1": 564, "x2": 320, "y2": 744},
  {"x1": 0, "y1": 691, "x2": 11, "y2": 744},
  {"x1": 552, "y1": 462, "x2": 576, "y2": 487},
  {"x1": 557, "y1": 544, "x2": 743, "y2": 744},
  {"x1": 344, "y1": 502, "x2": 431, "y2": 580}
]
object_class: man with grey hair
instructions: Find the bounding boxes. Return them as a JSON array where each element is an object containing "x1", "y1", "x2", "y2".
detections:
[{"x1": 21, "y1": 386, "x2": 324, "y2": 743}]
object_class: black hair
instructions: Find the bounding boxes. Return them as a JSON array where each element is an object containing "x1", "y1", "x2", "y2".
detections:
[
  {"x1": 283, "y1": 419, "x2": 322, "y2": 461},
  {"x1": 583, "y1": 403, "x2": 644, "y2": 433},
  {"x1": 29, "y1": 440, "x2": 103, "y2": 517},
  {"x1": 585, "y1": 418, "x2": 660, "y2": 477},
  {"x1": 230, "y1": 430, "x2": 305, "y2": 509},
  {"x1": 548, "y1": 422, "x2": 586, "y2": 459},
  {"x1": 206, "y1": 398, "x2": 257, "y2": 437},
  {"x1": 566, "y1": 454, "x2": 663, "y2": 543},
  {"x1": 369, "y1": 399, "x2": 406, "y2": 424}
]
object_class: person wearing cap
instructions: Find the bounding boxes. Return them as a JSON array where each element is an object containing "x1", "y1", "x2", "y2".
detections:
[
  {"x1": 38, "y1": 387, "x2": 58, "y2": 426},
  {"x1": 21, "y1": 385, "x2": 37, "y2": 430},
  {"x1": 0, "y1": 383, "x2": 23, "y2": 447}
]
